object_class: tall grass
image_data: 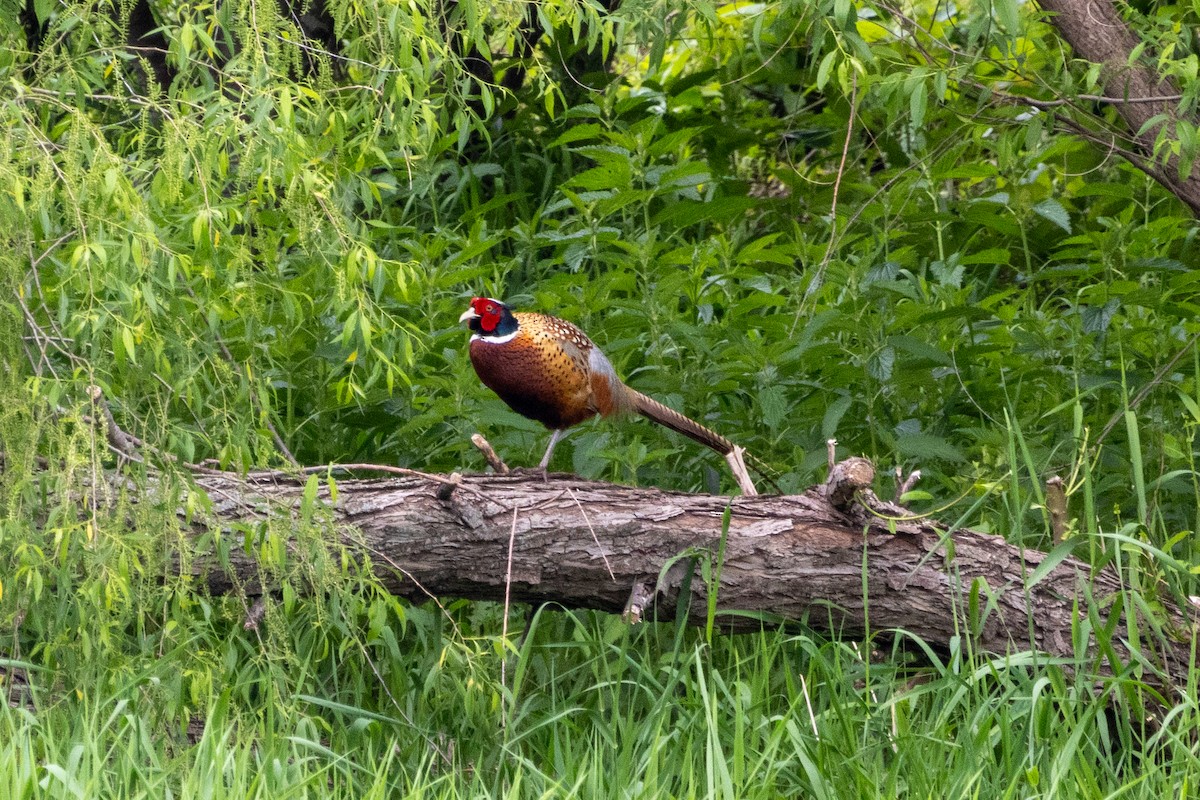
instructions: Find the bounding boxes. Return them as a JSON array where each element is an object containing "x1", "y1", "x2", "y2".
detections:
[{"x1": 3, "y1": 590, "x2": 1198, "y2": 798}]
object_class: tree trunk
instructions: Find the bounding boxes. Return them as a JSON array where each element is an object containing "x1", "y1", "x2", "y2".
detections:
[
  {"x1": 1038, "y1": 0, "x2": 1200, "y2": 214},
  {"x1": 186, "y1": 467, "x2": 1194, "y2": 690}
]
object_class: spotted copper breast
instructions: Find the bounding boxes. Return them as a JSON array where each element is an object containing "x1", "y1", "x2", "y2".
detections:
[{"x1": 468, "y1": 312, "x2": 629, "y2": 430}]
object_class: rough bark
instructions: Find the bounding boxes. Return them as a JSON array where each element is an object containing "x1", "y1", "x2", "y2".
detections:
[
  {"x1": 1038, "y1": 0, "x2": 1200, "y2": 215},
  {"x1": 184, "y1": 468, "x2": 1195, "y2": 690}
]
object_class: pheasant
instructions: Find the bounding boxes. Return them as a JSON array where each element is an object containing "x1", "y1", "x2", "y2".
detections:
[{"x1": 459, "y1": 297, "x2": 737, "y2": 469}]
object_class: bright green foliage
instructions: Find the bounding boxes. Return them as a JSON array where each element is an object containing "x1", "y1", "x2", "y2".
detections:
[
  {"x1": 3, "y1": 0, "x2": 1200, "y2": 795},
  {"x1": 2, "y1": 603, "x2": 1199, "y2": 797}
]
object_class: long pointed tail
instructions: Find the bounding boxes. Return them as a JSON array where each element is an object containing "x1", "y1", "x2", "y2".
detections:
[{"x1": 627, "y1": 389, "x2": 734, "y2": 455}]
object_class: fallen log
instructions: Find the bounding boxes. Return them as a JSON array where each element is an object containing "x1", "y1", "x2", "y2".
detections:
[{"x1": 185, "y1": 462, "x2": 1194, "y2": 690}]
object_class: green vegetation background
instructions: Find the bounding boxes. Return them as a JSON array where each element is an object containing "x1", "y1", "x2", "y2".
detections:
[{"x1": 2, "y1": 0, "x2": 1199, "y2": 796}]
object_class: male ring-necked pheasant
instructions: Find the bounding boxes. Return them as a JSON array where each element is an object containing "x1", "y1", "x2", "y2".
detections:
[{"x1": 459, "y1": 297, "x2": 736, "y2": 469}]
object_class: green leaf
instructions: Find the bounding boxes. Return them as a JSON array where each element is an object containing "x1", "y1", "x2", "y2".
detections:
[
  {"x1": 816, "y1": 51, "x2": 838, "y2": 90},
  {"x1": 867, "y1": 346, "x2": 895, "y2": 381},
  {"x1": 864, "y1": 261, "x2": 900, "y2": 287},
  {"x1": 647, "y1": 127, "x2": 702, "y2": 158},
  {"x1": 993, "y1": 0, "x2": 1020, "y2": 32},
  {"x1": 895, "y1": 433, "x2": 965, "y2": 462},
  {"x1": 1024, "y1": 540, "x2": 1080, "y2": 588},
  {"x1": 567, "y1": 163, "x2": 632, "y2": 192},
  {"x1": 1178, "y1": 391, "x2": 1200, "y2": 424},
  {"x1": 822, "y1": 395, "x2": 854, "y2": 439},
  {"x1": 1032, "y1": 199, "x2": 1071, "y2": 233},
  {"x1": 960, "y1": 248, "x2": 1012, "y2": 265},
  {"x1": 929, "y1": 258, "x2": 963, "y2": 288},
  {"x1": 652, "y1": 197, "x2": 757, "y2": 228},
  {"x1": 301, "y1": 474, "x2": 320, "y2": 516},
  {"x1": 963, "y1": 202, "x2": 1020, "y2": 236},
  {"x1": 549, "y1": 124, "x2": 603, "y2": 148},
  {"x1": 909, "y1": 81, "x2": 927, "y2": 130},
  {"x1": 759, "y1": 385, "x2": 788, "y2": 432},
  {"x1": 1080, "y1": 299, "x2": 1119, "y2": 333},
  {"x1": 889, "y1": 335, "x2": 952, "y2": 366},
  {"x1": 121, "y1": 327, "x2": 137, "y2": 365}
]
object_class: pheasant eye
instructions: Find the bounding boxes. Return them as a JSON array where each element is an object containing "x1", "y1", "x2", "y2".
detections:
[{"x1": 485, "y1": 304, "x2": 495, "y2": 313}]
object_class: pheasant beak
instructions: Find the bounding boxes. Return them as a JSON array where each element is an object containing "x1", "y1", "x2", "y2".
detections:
[{"x1": 458, "y1": 308, "x2": 480, "y2": 324}]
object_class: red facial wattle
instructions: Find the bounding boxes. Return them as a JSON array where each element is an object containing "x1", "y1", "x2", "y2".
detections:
[{"x1": 472, "y1": 298, "x2": 497, "y2": 332}]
